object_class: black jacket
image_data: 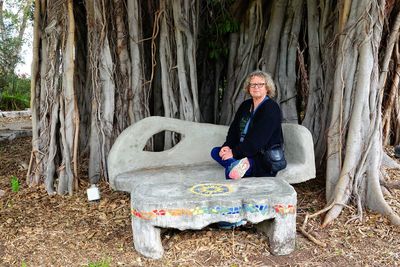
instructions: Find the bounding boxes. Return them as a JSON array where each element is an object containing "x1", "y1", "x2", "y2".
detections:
[{"x1": 223, "y1": 98, "x2": 283, "y2": 176}]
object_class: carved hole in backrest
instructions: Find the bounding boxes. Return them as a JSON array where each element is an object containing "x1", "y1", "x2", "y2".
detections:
[{"x1": 143, "y1": 130, "x2": 183, "y2": 152}]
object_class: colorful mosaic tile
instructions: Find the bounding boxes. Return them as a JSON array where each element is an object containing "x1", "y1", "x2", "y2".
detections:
[
  {"x1": 190, "y1": 183, "x2": 233, "y2": 196},
  {"x1": 274, "y1": 204, "x2": 296, "y2": 215},
  {"x1": 131, "y1": 203, "x2": 295, "y2": 220}
]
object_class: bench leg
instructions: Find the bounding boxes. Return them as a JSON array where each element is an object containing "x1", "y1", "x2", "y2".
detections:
[
  {"x1": 255, "y1": 213, "x2": 296, "y2": 255},
  {"x1": 132, "y1": 218, "x2": 164, "y2": 259}
]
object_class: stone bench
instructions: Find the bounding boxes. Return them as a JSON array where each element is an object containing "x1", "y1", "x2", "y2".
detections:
[{"x1": 108, "y1": 116, "x2": 315, "y2": 259}]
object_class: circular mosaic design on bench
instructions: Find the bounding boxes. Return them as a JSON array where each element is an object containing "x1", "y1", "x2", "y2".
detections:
[{"x1": 190, "y1": 183, "x2": 233, "y2": 196}]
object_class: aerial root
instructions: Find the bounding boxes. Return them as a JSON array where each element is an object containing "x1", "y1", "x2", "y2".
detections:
[
  {"x1": 382, "y1": 152, "x2": 400, "y2": 169},
  {"x1": 298, "y1": 226, "x2": 327, "y2": 248},
  {"x1": 299, "y1": 202, "x2": 335, "y2": 247},
  {"x1": 382, "y1": 181, "x2": 400, "y2": 190}
]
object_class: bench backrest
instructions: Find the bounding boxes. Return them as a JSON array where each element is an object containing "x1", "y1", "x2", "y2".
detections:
[{"x1": 108, "y1": 116, "x2": 315, "y2": 186}]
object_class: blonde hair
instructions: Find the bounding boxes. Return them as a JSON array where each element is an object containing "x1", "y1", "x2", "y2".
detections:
[{"x1": 243, "y1": 70, "x2": 276, "y2": 98}]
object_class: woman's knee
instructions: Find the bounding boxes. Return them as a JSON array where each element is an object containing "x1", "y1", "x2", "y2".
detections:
[{"x1": 210, "y1": 146, "x2": 221, "y2": 160}]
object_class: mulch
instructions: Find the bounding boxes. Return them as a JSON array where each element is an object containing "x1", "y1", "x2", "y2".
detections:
[{"x1": 1, "y1": 134, "x2": 400, "y2": 266}]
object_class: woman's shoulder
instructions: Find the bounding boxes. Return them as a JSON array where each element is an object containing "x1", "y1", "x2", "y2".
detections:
[
  {"x1": 257, "y1": 98, "x2": 282, "y2": 121},
  {"x1": 238, "y1": 98, "x2": 253, "y2": 109},
  {"x1": 242, "y1": 98, "x2": 253, "y2": 105},
  {"x1": 264, "y1": 98, "x2": 281, "y2": 111}
]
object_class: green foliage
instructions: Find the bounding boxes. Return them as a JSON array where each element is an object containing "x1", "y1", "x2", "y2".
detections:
[
  {"x1": 204, "y1": 0, "x2": 240, "y2": 60},
  {"x1": 85, "y1": 259, "x2": 111, "y2": 267},
  {"x1": 0, "y1": 91, "x2": 30, "y2": 110},
  {"x1": 0, "y1": 74, "x2": 30, "y2": 110},
  {"x1": 0, "y1": 0, "x2": 29, "y2": 75},
  {"x1": 11, "y1": 176, "x2": 20, "y2": 192},
  {"x1": 0, "y1": 0, "x2": 33, "y2": 105}
]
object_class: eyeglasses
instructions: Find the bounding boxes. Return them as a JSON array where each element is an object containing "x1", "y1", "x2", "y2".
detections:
[{"x1": 248, "y1": 83, "x2": 266, "y2": 88}]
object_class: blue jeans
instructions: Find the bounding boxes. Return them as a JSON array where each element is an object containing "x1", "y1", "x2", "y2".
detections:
[{"x1": 210, "y1": 147, "x2": 253, "y2": 179}]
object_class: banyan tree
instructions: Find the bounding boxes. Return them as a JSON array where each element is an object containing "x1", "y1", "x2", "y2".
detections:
[{"x1": 28, "y1": 0, "x2": 400, "y2": 226}]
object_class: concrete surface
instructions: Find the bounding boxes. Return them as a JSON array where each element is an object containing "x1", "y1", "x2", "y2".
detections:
[
  {"x1": 0, "y1": 110, "x2": 32, "y2": 142},
  {"x1": 131, "y1": 177, "x2": 296, "y2": 259},
  {"x1": 108, "y1": 116, "x2": 316, "y2": 190},
  {"x1": 108, "y1": 116, "x2": 315, "y2": 259}
]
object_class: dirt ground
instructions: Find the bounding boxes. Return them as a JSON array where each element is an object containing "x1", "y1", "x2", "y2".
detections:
[{"x1": 1, "y1": 117, "x2": 400, "y2": 266}]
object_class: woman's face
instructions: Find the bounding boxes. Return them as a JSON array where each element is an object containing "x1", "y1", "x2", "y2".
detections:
[{"x1": 248, "y1": 75, "x2": 268, "y2": 100}]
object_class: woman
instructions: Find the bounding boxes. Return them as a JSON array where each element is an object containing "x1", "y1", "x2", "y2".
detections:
[{"x1": 211, "y1": 70, "x2": 284, "y2": 179}]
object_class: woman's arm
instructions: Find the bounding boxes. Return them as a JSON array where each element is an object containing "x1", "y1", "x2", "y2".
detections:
[{"x1": 223, "y1": 100, "x2": 251, "y2": 148}]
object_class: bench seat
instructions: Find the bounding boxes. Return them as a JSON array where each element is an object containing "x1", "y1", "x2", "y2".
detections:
[
  {"x1": 130, "y1": 176, "x2": 296, "y2": 259},
  {"x1": 108, "y1": 116, "x2": 316, "y2": 259}
]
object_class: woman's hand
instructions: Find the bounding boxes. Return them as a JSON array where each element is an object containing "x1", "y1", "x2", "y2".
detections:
[
  {"x1": 219, "y1": 146, "x2": 233, "y2": 160},
  {"x1": 219, "y1": 146, "x2": 229, "y2": 157}
]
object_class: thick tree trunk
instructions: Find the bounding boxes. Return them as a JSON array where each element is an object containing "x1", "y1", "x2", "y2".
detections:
[
  {"x1": 260, "y1": 0, "x2": 287, "y2": 78},
  {"x1": 27, "y1": 0, "x2": 41, "y2": 185},
  {"x1": 87, "y1": 0, "x2": 115, "y2": 183},
  {"x1": 219, "y1": 0, "x2": 265, "y2": 125},
  {"x1": 113, "y1": 0, "x2": 132, "y2": 134},
  {"x1": 324, "y1": 0, "x2": 400, "y2": 226},
  {"x1": 159, "y1": 0, "x2": 179, "y2": 149},
  {"x1": 301, "y1": 0, "x2": 331, "y2": 163},
  {"x1": 74, "y1": 3, "x2": 90, "y2": 156},
  {"x1": 171, "y1": 0, "x2": 200, "y2": 122},
  {"x1": 29, "y1": 0, "x2": 400, "y2": 226},
  {"x1": 326, "y1": 0, "x2": 360, "y2": 202},
  {"x1": 275, "y1": 0, "x2": 303, "y2": 123},
  {"x1": 382, "y1": 9, "x2": 400, "y2": 145},
  {"x1": 57, "y1": 0, "x2": 78, "y2": 195},
  {"x1": 128, "y1": 0, "x2": 150, "y2": 123}
]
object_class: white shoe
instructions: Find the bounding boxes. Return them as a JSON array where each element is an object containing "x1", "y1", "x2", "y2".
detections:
[{"x1": 228, "y1": 158, "x2": 250, "y2": 179}]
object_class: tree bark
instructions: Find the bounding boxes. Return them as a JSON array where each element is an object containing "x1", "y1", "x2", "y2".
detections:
[
  {"x1": 260, "y1": 0, "x2": 287, "y2": 77},
  {"x1": 219, "y1": 0, "x2": 265, "y2": 125},
  {"x1": 87, "y1": 0, "x2": 115, "y2": 183},
  {"x1": 301, "y1": 0, "x2": 329, "y2": 163},
  {"x1": 28, "y1": 0, "x2": 400, "y2": 225},
  {"x1": 275, "y1": 0, "x2": 303, "y2": 123},
  {"x1": 57, "y1": 0, "x2": 78, "y2": 195},
  {"x1": 382, "y1": 9, "x2": 400, "y2": 145},
  {"x1": 324, "y1": 0, "x2": 400, "y2": 226},
  {"x1": 171, "y1": 0, "x2": 200, "y2": 122},
  {"x1": 113, "y1": 0, "x2": 131, "y2": 134},
  {"x1": 27, "y1": 0, "x2": 41, "y2": 185},
  {"x1": 128, "y1": 0, "x2": 150, "y2": 123}
]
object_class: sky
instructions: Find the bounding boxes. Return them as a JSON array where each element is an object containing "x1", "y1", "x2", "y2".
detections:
[
  {"x1": 15, "y1": 24, "x2": 33, "y2": 76},
  {"x1": 7, "y1": 0, "x2": 34, "y2": 77}
]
